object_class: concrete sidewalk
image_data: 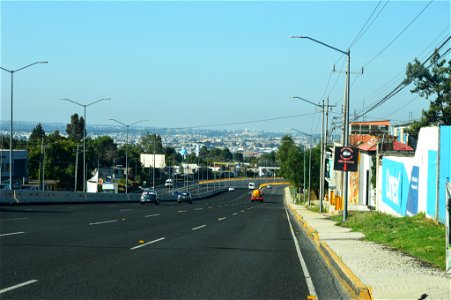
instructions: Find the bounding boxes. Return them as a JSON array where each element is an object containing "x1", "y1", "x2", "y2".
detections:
[{"x1": 284, "y1": 188, "x2": 450, "y2": 299}]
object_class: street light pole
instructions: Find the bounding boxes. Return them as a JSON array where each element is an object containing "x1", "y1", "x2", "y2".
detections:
[
  {"x1": 61, "y1": 98, "x2": 111, "y2": 193},
  {"x1": 109, "y1": 119, "x2": 147, "y2": 194},
  {"x1": 291, "y1": 35, "x2": 351, "y2": 220},
  {"x1": 1, "y1": 61, "x2": 48, "y2": 189}
]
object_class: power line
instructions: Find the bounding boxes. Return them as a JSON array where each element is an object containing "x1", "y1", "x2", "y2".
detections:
[
  {"x1": 349, "y1": 0, "x2": 389, "y2": 48},
  {"x1": 355, "y1": 31, "x2": 450, "y2": 115},
  {"x1": 171, "y1": 112, "x2": 319, "y2": 130},
  {"x1": 354, "y1": 41, "x2": 450, "y2": 121},
  {"x1": 380, "y1": 95, "x2": 420, "y2": 119},
  {"x1": 328, "y1": 57, "x2": 346, "y2": 105},
  {"x1": 363, "y1": 0, "x2": 434, "y2": 67}
]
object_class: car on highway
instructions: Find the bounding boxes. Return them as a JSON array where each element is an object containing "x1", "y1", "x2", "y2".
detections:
[
  {"x1": 177, "y1": 192, "x2": 192, "y2": 204},
  {"x1": 228, "y1": 186, "x2": 235, "y2": 191},
  {"x1": 266, "y1": 184, "x2": 272, "y2": 189},
  {"x1": 248, "y1": 182, "x2": 255, "y2": 190},
  {"x1": 165, "y1": 179, "x2": 173, "y2": 188},
  {"x1": 140, "y1": 190, "x2": 159, "y2": 205}
]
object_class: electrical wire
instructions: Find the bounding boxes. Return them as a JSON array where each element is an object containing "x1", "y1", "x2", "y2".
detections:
[
  {"x1": 363, "y1": 0, "x2": 434, "y2": 67},
  {"x1": 328, "y1": 57, "x2": 346, "y2": 105},
  {"x1": 171, "y1": 112, "x2": 319, "y2": 130},
  {"x1": 354, "y1": 32, "x2": 450, "y2": 118},
  {"x1": 354, "y1": 42, "x2": 450, "y2": 121},
  {"x1": 380, "y1": 95, "x2": 420, "y2": 118},
  {"x1": 349, "y1": 0, "x2": 388, "y2": 48}
]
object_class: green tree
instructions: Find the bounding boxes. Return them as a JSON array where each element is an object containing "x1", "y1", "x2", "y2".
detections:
[
  {"x1": 233, "y1": 152, "x2": 244, "y2": 162},
  {"x1": 277, "y1": 136, "x2": 302, "y2": 186},
  {"x1": 405, "y1": 49, "x2": 450, "y2": 138},
  {"x1": 66, "y1": 113, "x2": 85, "y2": 142},
  {"x1": 29, "y1": 123, "x2": 46, "y2": 144},
  {"x1": 91, "y1": 136, "x2": 117, "y2": 168},
  {"x1": 164, "y1": 146, "x2": 182, "y2": 166},
  {"x1": 220, "y1": 148, "x2": 233, "y2": 161},
  {"x1": 140, "y1": 133, "x2": 163, "y2": 154}
]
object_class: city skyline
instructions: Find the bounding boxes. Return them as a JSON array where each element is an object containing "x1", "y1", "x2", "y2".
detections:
[{"x1": 1, "y1": 1, "x2": 449, "y2": 135}]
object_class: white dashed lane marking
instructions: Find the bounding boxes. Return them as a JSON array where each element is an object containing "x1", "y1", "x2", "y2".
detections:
[
  {"x1": 192, "y1": 225, "x2": 207, "y2": 231},
  {"x1": 0, "y1": 280, "x2": 38, "y2": 295},
  {"x1": 145, "y1": 213, "x2": 160, "y2": 217},
  {"x1": 0, "y1": 232, "x2": 25, "y2": 237},
  {"x1": 131, "y1": 237, "x2": 166, "y2": 250},
  {"x1": 89, "y1": 220, "x2": 117, "y2": 225}
]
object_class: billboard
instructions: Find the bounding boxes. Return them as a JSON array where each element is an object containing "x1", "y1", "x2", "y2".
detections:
[
  {"x1": 140, "y1": 154, "x2": 166, "y2": 169},
  {"x1": 382, "y1": 159, "x2": 406, "y2": 215}
]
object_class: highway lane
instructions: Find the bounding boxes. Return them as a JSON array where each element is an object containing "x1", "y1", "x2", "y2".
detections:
[{"x1": 0, "y1": 187, "x2": 347, "y2": 299}]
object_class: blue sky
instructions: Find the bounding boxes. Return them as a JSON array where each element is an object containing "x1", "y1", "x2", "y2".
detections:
[{"x1": 1, "y1": 1, "x2": 449, "y2": 135}]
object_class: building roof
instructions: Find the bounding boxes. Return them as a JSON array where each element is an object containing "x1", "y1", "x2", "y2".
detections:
[
  {"x1": 350, "y1": 120, "x2": 390, "y2": 126},
  {"x1": 356, "y1": 138, "x2": 413, "y2": 152}
]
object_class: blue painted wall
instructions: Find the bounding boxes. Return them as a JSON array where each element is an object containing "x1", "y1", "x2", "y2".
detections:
[{"x1": 439, "y1": 126, "x2": 451, "y2": 224}]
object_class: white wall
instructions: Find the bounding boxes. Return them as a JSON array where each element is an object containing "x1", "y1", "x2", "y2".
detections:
[{"x1": 379, "y1": 126, "x2": 439, "y2": 218}]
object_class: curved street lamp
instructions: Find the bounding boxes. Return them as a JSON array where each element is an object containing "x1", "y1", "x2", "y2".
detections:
[
  {"x1": 291, "y1": 35, "x2": 351, "y2": 221},
  {"x1": 109, "y1": 119, "x2": 148, "y2": 194},
  {"x1": 61, "y1": 98, "x2": 111, "y2": 192},
  {"x1": 1, "y1": 61, "x2": 48, "y2": 190}
]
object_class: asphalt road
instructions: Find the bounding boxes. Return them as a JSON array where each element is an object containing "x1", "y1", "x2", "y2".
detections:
[{"x1": 0, "y1": 187, "x2": 347, "y2": 299}]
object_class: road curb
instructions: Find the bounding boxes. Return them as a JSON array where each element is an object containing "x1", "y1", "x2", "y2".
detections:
[{"x1": 285, "y1": 191, "x2": 373, "y2": 300}]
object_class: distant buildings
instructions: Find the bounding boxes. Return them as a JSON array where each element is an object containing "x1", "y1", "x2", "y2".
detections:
[{"x1": 0, "y1": 149, "x2": 28, "y2": 189}]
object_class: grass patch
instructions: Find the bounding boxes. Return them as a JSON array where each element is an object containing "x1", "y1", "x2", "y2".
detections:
[{"x1": 330, "y1": 212, "x2": 446, "y2": 270}]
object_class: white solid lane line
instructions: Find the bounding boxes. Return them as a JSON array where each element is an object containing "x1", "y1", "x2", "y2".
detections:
[
  {"x1": 145, "y1": 213, "x2": 160, "y2": 217},
  {"x1": 192, "y1": 225, "x2": 207, "y2": 231},
  {"x1": 89, "y1": 220, "x2": 117, "y2": 225},
  {"x1": 285, "y1": 209, "x2": 317, "y2": 297},
  {"x1": 0, "y1": 280, "x2": 38, "y2": 295},
  {"x1": 0, "y1": 232, "x2": 25, "y2": 237},
  {"x1": 130, "y1": 237, "x2": 165, "y2": 250}
]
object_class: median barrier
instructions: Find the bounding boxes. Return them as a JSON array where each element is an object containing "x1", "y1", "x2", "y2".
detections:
[{"x1": 0, "y1": 186, "x2": 228, "y2": 205}]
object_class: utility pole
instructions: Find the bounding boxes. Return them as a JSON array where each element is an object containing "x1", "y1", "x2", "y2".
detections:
[
  {"x1": 74, "y1": 143, "x2": 79, "y2": 192},
  {"x1": 153, "y1": 135, "x2": 156, "y2": 189},
  {"x1": 320, "y1": 97, "x2": 335, "y2": 213},
  {"x1": 293, "y1": 96, "x2": 335, "y2": 212}
]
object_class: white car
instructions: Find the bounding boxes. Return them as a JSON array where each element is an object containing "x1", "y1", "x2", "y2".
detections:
[
  {"x1": 248, "y1": 182, "x2": 255, "y2": 190},
  {"x1": 165, "y1": 179, "x2": 173, "y2": 188},
  {"x1": 228, "y1": 186, "x2": 235, "y2": 191}
]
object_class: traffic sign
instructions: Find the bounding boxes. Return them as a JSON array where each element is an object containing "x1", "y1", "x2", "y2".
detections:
[{"x1": 333, "y1": 146, "x2": 358, "y2": 172}]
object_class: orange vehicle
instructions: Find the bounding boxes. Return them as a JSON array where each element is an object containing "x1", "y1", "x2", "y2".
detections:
[{"x1": 250, "y1": 189, "x2": 264, "y2": 202}]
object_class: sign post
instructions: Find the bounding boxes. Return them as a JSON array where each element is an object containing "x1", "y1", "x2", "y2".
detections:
[{"x1": 333, "y1": 146, "x2": 358, "y2": 221}]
